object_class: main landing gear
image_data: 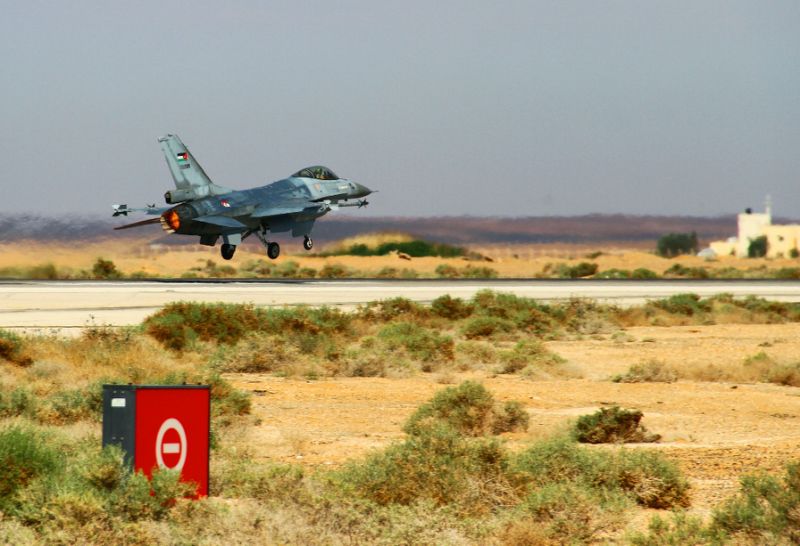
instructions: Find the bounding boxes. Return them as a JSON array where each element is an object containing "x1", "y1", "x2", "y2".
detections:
[
  {"x1": 221, "y1": 243, "x2": 236, "y2": 260},
  {"x1": 256, "y1": 227, "x2": 281, "y2": 260},
  {"x1": 303, "y1": 236, "x2": 313, "y2": 251}
]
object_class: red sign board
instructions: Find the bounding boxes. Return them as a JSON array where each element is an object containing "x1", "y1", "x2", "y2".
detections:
[{"x1": 134, "y1": 387, "x2": 210, "y2": 497}]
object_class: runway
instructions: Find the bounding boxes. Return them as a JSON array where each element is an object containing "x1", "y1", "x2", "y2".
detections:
[{"x1": 1, "y1": 279, "x2": 800, "y2": 331}]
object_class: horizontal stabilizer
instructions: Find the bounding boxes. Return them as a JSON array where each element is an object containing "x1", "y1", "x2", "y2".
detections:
[
  {"x1": 193, "y1": 215, "x2": 247, "y2": 229},
  {"x1": 113, "y1": 217, "x2": 162, "y2": 230}
]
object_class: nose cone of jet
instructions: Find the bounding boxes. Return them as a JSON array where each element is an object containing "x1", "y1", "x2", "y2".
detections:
[{"x1": 350, "y1": 182, "x2": 372, "y2": 198}]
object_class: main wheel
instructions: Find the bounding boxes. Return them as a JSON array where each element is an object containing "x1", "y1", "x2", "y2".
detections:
[
  {"x1": 303, "y1": 236, "x2": 313, "y2": 251},
  {"x1": 221, "y1": 243, "x2": 236, "y2": 260},
  {"x1": 267, "y1": 242, "x2": 280, "y2": 260}
]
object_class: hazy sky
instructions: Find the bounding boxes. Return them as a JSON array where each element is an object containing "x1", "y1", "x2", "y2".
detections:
[{"x1": 1, "y1": 1, "x2": 798, "y2": 217}]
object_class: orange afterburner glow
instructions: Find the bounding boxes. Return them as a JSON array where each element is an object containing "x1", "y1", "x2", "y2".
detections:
[{"x1": 160, "y1": 209, "x2": 181, "y2": 233}]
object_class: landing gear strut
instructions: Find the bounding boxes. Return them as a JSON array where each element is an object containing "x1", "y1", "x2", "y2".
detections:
[
  {"x1": 303, "y1": 236, "x2": 313, "y2": 251},
  {"x1": 255, "y1": 226, "x2": 281, "y2": 260},
  {"x1": 221, "y1": 243, "x2": 236, "y2": 260}
]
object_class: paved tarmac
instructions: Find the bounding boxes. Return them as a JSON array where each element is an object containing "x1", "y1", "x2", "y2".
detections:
[{"x1": 1, "y1": 279, "x2": 799, "y2": 331}]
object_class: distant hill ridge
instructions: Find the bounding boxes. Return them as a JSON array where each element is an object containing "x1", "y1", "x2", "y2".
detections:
[{"x1": 2, "y1": 213, "x2": 790, "y2": 245}]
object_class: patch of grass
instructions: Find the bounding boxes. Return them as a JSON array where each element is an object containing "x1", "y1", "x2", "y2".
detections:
[
  {"x1": 0, "y1": 425, "x2": 63, "y2": 512},
  {"x1": 573, "y1": 406, "x2": 661, "y2": 444},
  {"x1": 404, "y1": 381, "x2": 529, "y2": 436}
]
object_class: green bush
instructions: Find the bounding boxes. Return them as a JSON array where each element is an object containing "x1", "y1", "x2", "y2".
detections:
[
  {"x1": 92, "y1": 258, "x2": 123, "y2": 279},
  {"x1": 145, "y1": 303, "x2": 353, "y2": 350},
  {"x1": 628, "y1": 512, "x2": 717, "y2": 545},
  {"x1": 657, "y1": 232, "x2": 698, "y2": 257},
  {"x1": 773, "y1": 267, "x2": 800, "y2": 280},
  {"x1": 573, "y1": 406, "x2": 661, "y2": 444},
  {"x1": 460, "y1": 316, "x2": 515, "y2": 339},
  {"x1": 377, "y1": 322, "x2": 454, "y2": 362},
  {"x1": 555, "y1": 262, "x2": 599, "y2": 278},
  {"x1": 631, "y1": 268, "x2": 659, "y2": 279},
  {"x1": 499, "y1": 339, "x2": 566, "y2": 375},
  {"x1": 334, "y1": 423, "x2": 519, "y2": 512},
  {"x1": 0, "y1": 387, "x2": 37, "y2": 418},
  {"x1": 404, "y1": 381, "x2": 528, "y2": 437},
  {"x1": 431, "y1": 295, "x2": 473, "y2": 320},
  {"x1": 711, "y1": 462, "x2": 800, "y2": 542},
  {"x1": 514, "y1": 436, "x2": 689, "y2": 509},
  {"x1": 748, "y1": 235, "x2": 768, "y2": 258},
  {"x1": 651, "y1": 293, "x2": 711, "y2": 316},
  {"x1": 595, "y1": 268, "x2": 631, "y2": 279},
  {"x1": 0, "y1": 425, "x2": 63, "y2": 512},
  {"x1": 435, "y1": 264, "x2": 460, "y2": 278},
  {"x1": 663, "y1": 264, "x2": 710, "y2": 279}
]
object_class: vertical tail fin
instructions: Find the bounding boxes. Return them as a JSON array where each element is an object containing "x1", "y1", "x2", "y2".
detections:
[{"x1": 158, "y1": 134, "x2": 230, "y2": 196}]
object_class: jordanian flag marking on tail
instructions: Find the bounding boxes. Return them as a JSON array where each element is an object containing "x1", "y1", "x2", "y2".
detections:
[{"x1": 176, "y1": 152, "x2": 190, "y2": 169}]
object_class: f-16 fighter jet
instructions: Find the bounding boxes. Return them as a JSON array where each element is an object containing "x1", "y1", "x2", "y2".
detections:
[{"x1": 112, "y1": 134, "x2": 372, "y2": 260}]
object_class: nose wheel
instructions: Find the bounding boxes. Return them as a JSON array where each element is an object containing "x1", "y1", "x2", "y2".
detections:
[
  {"x1": 221, "y1": 243, "x2": 236, "y2": 260},
  {"x1": 303, "y1": 236, "x2": 313, "y2": 251},
  {"x1": 266, "y1": 242, "x2": 280, "y2": 260}
]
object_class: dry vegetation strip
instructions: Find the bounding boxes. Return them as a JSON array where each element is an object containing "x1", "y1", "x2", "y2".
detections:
[{"x1": 2, "y1": 291, "x2": 800, "y2": 544}]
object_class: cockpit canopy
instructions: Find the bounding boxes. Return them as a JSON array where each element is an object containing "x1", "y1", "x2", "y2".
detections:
[{"x1": 291, "y1": 166, "x2": 340, "y2": 181}]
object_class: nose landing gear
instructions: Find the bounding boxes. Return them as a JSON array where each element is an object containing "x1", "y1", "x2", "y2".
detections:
[{"x1": 303, "y1": 236, "x2": 313, "y2": 251}]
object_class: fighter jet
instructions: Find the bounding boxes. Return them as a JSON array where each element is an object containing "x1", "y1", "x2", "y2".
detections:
[{"x1": 112, "y1": 134, "x2": 372, "y2": 260}]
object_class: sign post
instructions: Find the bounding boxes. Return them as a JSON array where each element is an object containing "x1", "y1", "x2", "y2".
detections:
[{"x1": 102, "y1": 385, "x2": 210, "y2": 497}]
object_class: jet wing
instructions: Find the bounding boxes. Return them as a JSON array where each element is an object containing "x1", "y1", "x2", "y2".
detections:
[
  {"x1": 193, "y1": 215, "x2": 248, "y2": 229},
  {"x1": 251, "y1": 200, "x2": 320, "y2": 218}
]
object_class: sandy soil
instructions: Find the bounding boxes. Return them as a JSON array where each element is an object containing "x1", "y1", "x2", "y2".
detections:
[
  {"x1": 2, "y1": 238, "x2": 800, "y2": 278},
  {"x1": 226, "y1": 322, "x2": 800, "y2": 520}
]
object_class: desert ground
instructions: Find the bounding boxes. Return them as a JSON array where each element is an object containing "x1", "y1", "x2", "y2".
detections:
[
  {"x1": 227, "y1": 321, "x2": 800, "y2": 525},
  {"x1": 2, "y1": 236, "x2": 800, "y2": 279}
]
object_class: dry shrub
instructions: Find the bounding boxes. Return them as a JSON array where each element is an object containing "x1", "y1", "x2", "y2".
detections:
[
  {"x1": 498, "y1": 339, "x2": 568, "y2": 377},
  {"x1": 455, "y1": 340, "x2": 498, "y2": 370},
  {"x1": 218, "y1": 333, "x2": 303, "y2": 373},
  {"x1": 514, "y1": 436, "x2": 690, "y2": 510},
  {"x1": 377, "y1": 321, "x2": 454, "y2": 363},
  {"x1": 613, "y1": 360, "x2": 678, "y2": 383},
  {"x1": 335, "y1": 423, "x2": 523, "y2": 513},
  {"x1": 0, "y1": 329, "x2": 32, "y2": 366},
  {"x1": 573, "y1": 406, "x2": 661, "y2": 444}
]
